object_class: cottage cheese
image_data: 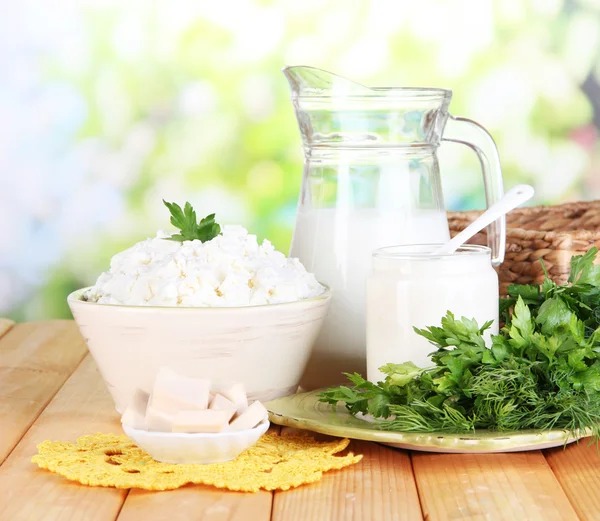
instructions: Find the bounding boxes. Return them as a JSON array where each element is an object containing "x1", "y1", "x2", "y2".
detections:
[{"x1": 84, "y1": 226, "x2": 325, "y2": 307}]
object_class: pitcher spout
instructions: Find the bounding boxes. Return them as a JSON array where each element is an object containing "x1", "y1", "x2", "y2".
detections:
[
  {"x1": 282, "y1": 66, "x2": 372, "y2": 98},
  {"x1": 282, "y1": 66, "x2": 452, "y2": 148}
]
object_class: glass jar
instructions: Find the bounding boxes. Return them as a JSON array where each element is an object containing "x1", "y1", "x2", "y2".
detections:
[{"x1": 366, "y1": 244, "x2": 499, "y2": 382}]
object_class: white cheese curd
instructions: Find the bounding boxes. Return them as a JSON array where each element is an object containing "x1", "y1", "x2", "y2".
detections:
[{"x1": 84, "y1": 225, "x2": 325, "y2": 307}]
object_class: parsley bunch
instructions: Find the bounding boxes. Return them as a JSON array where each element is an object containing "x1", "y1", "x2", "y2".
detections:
[
  {"x1": 162, "y1": 200, "x2": 221, "y2": 243},
  {"x1": 319, "y1": 247, "x2": 600, "y2": 435}
]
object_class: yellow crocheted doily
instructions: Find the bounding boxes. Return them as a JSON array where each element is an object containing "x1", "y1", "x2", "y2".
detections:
[{"x1": 32, "y1": 432, "x2": 362, "y2": 492}]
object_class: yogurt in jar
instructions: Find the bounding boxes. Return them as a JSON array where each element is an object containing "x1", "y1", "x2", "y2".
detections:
[{"x1": 366, "y1": 244, "x2": 499, "y2": 382}]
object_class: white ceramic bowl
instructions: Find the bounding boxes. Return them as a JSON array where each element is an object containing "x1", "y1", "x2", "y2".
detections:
[
  {"x1": 68, "y1": 287, "x2": 330, "y2": 413},
  {"x1": 122, "y1": 419, "x2": 270, "y2": 464}
]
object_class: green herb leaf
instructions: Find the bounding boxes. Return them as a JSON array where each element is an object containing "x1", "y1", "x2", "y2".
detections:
[
  {"x1": 536, "y1": 297, "x2": 573, "y2": 336},
  {"x1": 162, "y1": 200, "x2": 222, "y2": 243},
  {"x1": 568, "y1": 247, "x2": 600, "y2": 285},
  {"x1": 507, "y1": 283, "x2": 541, "y2": 302},
  {"x1": 379, "y1": 362, "x2": 423, "y2": 386}
]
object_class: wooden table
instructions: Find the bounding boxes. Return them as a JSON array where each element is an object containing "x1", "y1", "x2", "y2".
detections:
[{"x1": 1, "y1": 319, "x2": 600, "y2": 521}]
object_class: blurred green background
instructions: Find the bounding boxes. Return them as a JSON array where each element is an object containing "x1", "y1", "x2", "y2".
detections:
[{"x1": 1, "y1": 0, "x2": 599, "y2": 321}]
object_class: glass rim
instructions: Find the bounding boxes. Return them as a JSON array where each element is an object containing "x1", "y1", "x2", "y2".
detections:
[
  {"x1": 295, "y1": 87, "x2": 452, "y2": 102},
  {"x1": 308, "y1": 144, "x2": 439, "y2": 154},
  {"x1": 373, "y1": 244, "x2": 492, "y2": 260}
]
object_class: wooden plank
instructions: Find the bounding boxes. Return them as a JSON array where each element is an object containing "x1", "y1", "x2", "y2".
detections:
[
  {"x1": 272, "y1": 440, "x2": 423, "y2": 521},
  {"x1": 0, "y1": 318, "x2": 14, "y2": 339},
  {"x1": 412, "y1": 451, "x2": 580, "y2": 521},
  {"x1": 117, "y1": 487, "x2": 272, "y2": 521},
  {"x1": 0, "y1": 355, "x2": 127, "y2": 521},
  {"x1": 545, "y1": 438, "x2": 600, "y2": 521},
  {"x1": 0, "y1": 321, "x2": 88, "y2": 464}
]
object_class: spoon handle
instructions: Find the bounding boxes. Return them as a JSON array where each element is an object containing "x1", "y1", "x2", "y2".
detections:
[{"x1": 437, "y1": 184, "x2": 535, "y2": 255}]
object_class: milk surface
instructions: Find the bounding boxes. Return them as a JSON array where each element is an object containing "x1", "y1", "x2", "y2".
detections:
[{"x1": 290, "y1": 207, "x2": 449, "y2": 389}]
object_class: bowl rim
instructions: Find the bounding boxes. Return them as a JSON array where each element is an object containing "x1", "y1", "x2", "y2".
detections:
[
  {"x1": 121, "y1": 418, "x2": 270, "y2": 438},
  {"x1": 68, "y1": 285, "x2": 331, "y2": 311}
]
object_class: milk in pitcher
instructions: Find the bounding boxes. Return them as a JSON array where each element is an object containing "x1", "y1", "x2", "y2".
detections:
[{"x1": 292, "y1": 207, "x2": 449, "y2": 389}]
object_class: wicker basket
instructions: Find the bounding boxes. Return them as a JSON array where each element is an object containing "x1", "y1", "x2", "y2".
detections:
[{"x1": 448, "y1": 200, "x2": 600, "y2": 296}]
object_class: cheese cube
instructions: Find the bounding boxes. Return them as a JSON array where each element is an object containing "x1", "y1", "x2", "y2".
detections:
[
  {"x1": 211, "y1": 382, "x2": 248, "y2": 415},
  {"x1": 172, "y1": 409, "x2": 232, "y2": 433},
  {"x1": 228, "y1": 401, "x2": 268, "y2": 432},
  {"x1": 121, "y1": 389, "x2": 149, "y2": 430},
  {"x1": 209, "y1": 393, "x2": 237, "y2": 413},
  {"x1": 146, "y1": 405, "x2": 176, "y2": 432},
  {"x1": 150, "y1": 367, "x2": 211, "y2": 415}
]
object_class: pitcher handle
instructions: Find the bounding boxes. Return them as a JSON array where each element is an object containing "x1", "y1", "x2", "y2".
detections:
[{"x1": 442, "y1": 115, "x2": 506, "y2": 266}]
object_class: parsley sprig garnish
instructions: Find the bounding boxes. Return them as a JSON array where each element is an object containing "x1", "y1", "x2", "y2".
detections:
[
  {"x1": 162, "y1": 200, "x2": 221, "y2": 243},
  {"x1": 320, "y1": 247, "x2": 600, "y2": 437}
]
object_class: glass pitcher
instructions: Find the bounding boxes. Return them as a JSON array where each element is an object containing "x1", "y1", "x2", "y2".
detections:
[{"x1": 283, "y1": 66, "x2": 505, "y2": 389}]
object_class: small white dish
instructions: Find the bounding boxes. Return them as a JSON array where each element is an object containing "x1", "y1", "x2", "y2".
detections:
[{"x1": 122, "y1": 419, "x2": 270, "y2": 464}]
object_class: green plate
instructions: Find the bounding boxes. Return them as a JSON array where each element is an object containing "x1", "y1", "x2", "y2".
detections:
[{"x1": 265, "y1": 389, "x2": 589, "y2": 453}]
